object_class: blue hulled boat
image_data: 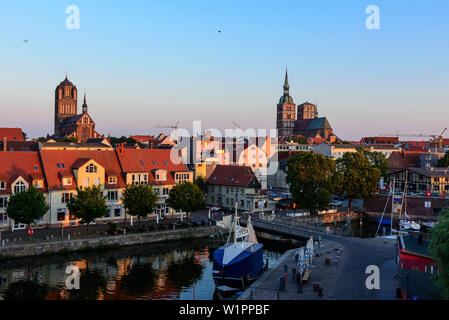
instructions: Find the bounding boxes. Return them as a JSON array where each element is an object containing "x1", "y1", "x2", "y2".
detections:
[{"x1": 213, "y1": 207, "x2": 266, "y2": 293}]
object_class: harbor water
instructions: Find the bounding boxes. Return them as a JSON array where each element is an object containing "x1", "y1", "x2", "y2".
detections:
[{"x1": 0, "y1": 235, "x2": 299, "y2": 300}]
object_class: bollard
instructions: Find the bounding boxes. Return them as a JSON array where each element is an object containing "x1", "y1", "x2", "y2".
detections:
[
  {"x1": 1, "y1": 240, "x2": 4, "y2": 248},
  {"x1": 279, "y1": 276, "x2": 285, "y2": 291},
  {"x1": 68, "y1": 234, "x2": 70, "y2": 240}
]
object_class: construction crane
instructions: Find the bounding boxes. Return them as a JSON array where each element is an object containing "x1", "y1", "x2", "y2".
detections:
[
  {"x1": 380, "y1": 128, "x2": 447, "y2": 151},
  {"x1": 155, "y1": 122, "x2": 179, "y2": 141}
]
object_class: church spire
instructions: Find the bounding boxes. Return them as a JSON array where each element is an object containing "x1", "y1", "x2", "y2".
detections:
[
  {"x1": 82, "y1": 92, "x2": 88, "y2": 113},
  {"x1": 283, "y1": 67, "x2": 289, "y2": 95}
]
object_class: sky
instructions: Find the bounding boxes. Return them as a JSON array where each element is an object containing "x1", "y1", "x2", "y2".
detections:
[{"x1": 0, "y1": 0, "x2": 448, "y2": 141}]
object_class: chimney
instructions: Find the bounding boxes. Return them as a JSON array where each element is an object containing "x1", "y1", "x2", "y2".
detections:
[{"x1": 3, "y1": 137, "x2": 6, "y2": 152}]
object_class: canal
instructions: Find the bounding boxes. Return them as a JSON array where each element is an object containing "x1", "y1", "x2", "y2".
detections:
[{"x1": 0, "y1": 235, "x2": 300, "y2": 300}]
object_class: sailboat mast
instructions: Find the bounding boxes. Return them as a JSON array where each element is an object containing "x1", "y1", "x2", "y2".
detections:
[
  {"x1": 391, "y1": 178, "x2": 395, "y2": 236},
  {"x1": 233, "y1": 202, "x2": 238, "y2": 247}
]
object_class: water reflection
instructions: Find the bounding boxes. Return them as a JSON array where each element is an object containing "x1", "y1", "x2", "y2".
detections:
[{"x1": 0, "y1": 239, "x2": 293, "y2": 300}]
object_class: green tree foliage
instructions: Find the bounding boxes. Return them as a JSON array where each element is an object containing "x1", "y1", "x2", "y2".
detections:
[
  {"x1": 285, "y1": 152, "x2": 336, "y2": 213},
  {"x1": 66, "y1": 186, "x2": 108, "y2": 233},
  {"x1": 121, "y1": 184, "x2": 158, "y2": 228},
  {"x1": 109, "y1": 136, "x2": 138, "y2": 147},
  {"x1": 166, "y1": 182, "x2": 205, "y2": 222},
  {"x1": 290, "y1": 135, "x2": 309, "y2": 144},
  {"x1": 22, "y1": 131, "x2": 28, "y2": 140},
  {"x1": 358, "y1": 148, "x2": 389, "y2": 179},
  {"x1": 334, "y1": 150, "x2": 381, "y2": 211},
  {"x1": 63, "y1": 136, "x2": 78, "y2": 143},
  {"x1": 194, "y1": 176, "x2": 209, "y2": 194},
  {"x1": 437, "y1": 151, "x2": 449, "y2": 168},
  {"x1": 6, "y1": 187, "x2": 49, "y2": 227},
  {"x1": 430, "y1": 209, "x2": 449, "y2": 299}
]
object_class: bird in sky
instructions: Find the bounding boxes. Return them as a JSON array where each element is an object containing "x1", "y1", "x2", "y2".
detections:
[
  {"x1": 22, "y1": 39, "x2": 30, "y2": 43},
  {"x1": 218, "y1": 30, "x2": 222, "y2": 33}
]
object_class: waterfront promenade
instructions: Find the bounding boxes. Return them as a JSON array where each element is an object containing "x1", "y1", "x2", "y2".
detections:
[{"x1": 240, "y1": 236, "x2": 399, "y2": 300}]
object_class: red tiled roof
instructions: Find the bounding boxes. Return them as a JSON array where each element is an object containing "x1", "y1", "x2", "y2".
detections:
[
  {"x1": 130, "y1": 135, "x2": 154, "y2": 144},
  {"x1": 361, "y1": 137, "x2": 399, "y2": 144},
  {"x1": 40, "y1": 150, "x2": 126, "y2": 191},
  {"x1": 388, "y1": 150, "x2": 423, "y2": 169},
  {"x1": 0, "y1": 151, "x2": 46, "y2": 193},
  {"x1": 115, "y1": 148, "x2": 189, "y2": 185},
  {"x1": 0, "y1": 128, "x2": 24, "y2": 142},
  {"x1": 207, "y1": 165, "x2": 260, "y2": 188}
]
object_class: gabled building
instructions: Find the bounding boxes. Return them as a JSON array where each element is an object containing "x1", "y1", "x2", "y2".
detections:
[
  {"x1": 115, "y1": 146, "x2": 193, "y2": 215},
  {"x1": 39, "y1": 150, "x2": 126, "y2": 227},
  {"x1": 0, "y1": 128, "x2": 25, "y2": 142},
  {"x1": 0, "y1": 152, "x2": 47, "y2": 231},
  {"x1": 206, "y1": 165, "x2": 274, "y2": 213}
]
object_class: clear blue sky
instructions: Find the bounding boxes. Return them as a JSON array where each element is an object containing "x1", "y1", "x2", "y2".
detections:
[{"x1": 0, "y1": 0, "x2": 448, "y2": 140}]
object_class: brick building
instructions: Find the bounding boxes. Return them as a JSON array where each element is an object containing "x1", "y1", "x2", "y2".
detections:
[{"x1": 53, "y1": 76, "x2": 103, "y2": 143}]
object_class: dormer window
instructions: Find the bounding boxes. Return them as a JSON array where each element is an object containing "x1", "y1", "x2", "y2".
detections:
[
  {"x1": 0, "y1": 181, "x2": 6, "y2": 190},
  {"x1": 86, "y1": 164, "x2": 97, "y2": 173},
  {"x1": 33, "y1": 179, "x2": 43, "y2": 188},
  {"x1": 155, "y1": 171, "x2": 167, "y2": 182},
  {"x1": 62, "y1": 178, "x2": 72, "y2": 186},
  {"x1": 13, "y1": 181, "x2": 26, "y2": 194},
  {"x1": 108, "y1": 176, "x2": 117, "y2": 185},
  {"x1": 34, "y1": 165, "x2": 39, "y2": 171}
]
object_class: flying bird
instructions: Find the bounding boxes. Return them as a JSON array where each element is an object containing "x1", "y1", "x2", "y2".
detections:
[
  {"x1": 218, "y1": 30, "x2": 222, "y2": 33},
  {"x1": 22, "y1": 39, "x2": 30, "y2": 43}
]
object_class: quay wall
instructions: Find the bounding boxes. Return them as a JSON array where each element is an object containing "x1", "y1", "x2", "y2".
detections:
[{"x1": 0, "y1": 226, "x2": 220, "y2": 259}]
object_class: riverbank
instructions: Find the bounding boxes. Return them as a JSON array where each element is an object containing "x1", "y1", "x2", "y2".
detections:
[{"x1": 0, "y1": 226, "x2": 220, "y2": 260}]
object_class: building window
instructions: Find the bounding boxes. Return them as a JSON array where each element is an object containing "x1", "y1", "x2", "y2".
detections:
[
  {"x1": 114, "y1": 206, "x2": 122, "y2": 217},
  {"x1": 0, "y1": 197, "x2": 8, "y2": 209},
  {"x1": 0, "y1": 213, "x2": 7, "y2": 225},
  {"x1": 0, "y1": 181, "x2": 5, "y2": 190},
  {"x1": 107, "y1": 191, "x2": 118, "y2": 201},
  {"x1": 33, "y1": 180, "x2": 43, "y2": 188},
  {"x1": 108, "y1": 176, "x2": 117, "y2": 185},
  {"x1": 57, "y1": 208, "x2": 66, "y2": 221},
  {"x1": 61, "y1": 192, "x2": 73, "y2": 203},
  {"x1": 13, "y1": 181, "x2": 26, "y2": 194},
  {"x1": 86, "y1": 164, "x2": 98, "y2": 173},
  {"x1": 62, "y1": 178, "x2": 72, "y2": 186},
  {"x1": 162, "y1": 188, "x2": 169, "y2": 196}
]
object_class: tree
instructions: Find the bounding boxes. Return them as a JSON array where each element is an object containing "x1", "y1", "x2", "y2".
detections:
[
  {"x1": 358, "y1": 148, "x2": 389, "y2": 179},
  {"x1": 285, "y1": 152, "x2": 336, "y2": 214},
  {"x1": 22, "y1": 131, "x2": 28, "y2": 141},
  {"x1": 166, "y1": 182, "x2": 205, "y2": 222},
  {"x1": 6, "y1": 187, "x2": 49, "y2": 229},
  {"x1": 121, "y1": 184, "x2": 158, "y2": 228},
  {"x1": 66, "y1": 186, "x2": 108, "y2": 234},
  {"x1": 334, "y1": 150, "x2": 381, "y2": 211},
  {"x1": 290, "y1": 135, "x2": 309, "y2": 144},
  {"x1": 63, "y1": 136, "x2": 78, "y2": 143},
  {"x1": 429, "y1": 209, "x2": 449, "y2": 299},
  {"x1": 438, "y1": 151, "x2": 449, "y2": 168},
  {"x1": 194, "y1": 176, "x2": 209, "y2": 194}
]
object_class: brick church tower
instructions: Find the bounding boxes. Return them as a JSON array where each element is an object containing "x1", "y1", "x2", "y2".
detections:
[
  {"x1": 54, "y1": 76, "x2": 78, "y2": 136},
  {"x1": 276, "y1": 69, "x2": 296, "y2": 137}
]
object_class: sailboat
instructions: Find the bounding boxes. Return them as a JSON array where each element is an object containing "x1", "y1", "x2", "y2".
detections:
[
  {"x1": 398, "y1": 172, "x2": 421, "y2": 232},
  {"x1": 212, "y1": 203, "x2": 265, "y2": 294}
]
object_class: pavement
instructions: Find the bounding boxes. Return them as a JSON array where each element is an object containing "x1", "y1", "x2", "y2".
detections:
[{"x1": 240, "y1": 235, "x2": 400, "y2": 300}]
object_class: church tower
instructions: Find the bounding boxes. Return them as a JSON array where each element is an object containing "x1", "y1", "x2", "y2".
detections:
[
  {"x1": 276, "y1": 69, "x2": 296, "y2": 137},
  {"x1": 54, "y1": 76, "x2": 78, "y2": 135}
]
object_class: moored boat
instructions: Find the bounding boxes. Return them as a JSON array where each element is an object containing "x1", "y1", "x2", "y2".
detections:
[{"x1": 213, "y1": 205, "x2": 266, "y2": 293}]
